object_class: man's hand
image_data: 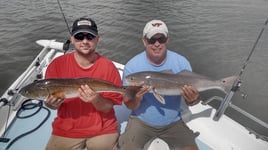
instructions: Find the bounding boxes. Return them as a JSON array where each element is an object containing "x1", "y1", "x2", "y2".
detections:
[
  {"x1": 123, "y1": 85, "x2": 150, "y2": 103},
  {"x1": 78, "y1": 84, "x2": 100, "y2": 103},
  {"x1": 45, "y1": 95, "x2": 64, "y2": 109},
  {"x1": 78, "y1": 84, "x2": 113, "y2": 113},
  {"x1": 123, "y1": 82, "x2": 150, "y2": 109},
  {"x1": 181, "y1": 85, "x2": 200, "y2": 106}
]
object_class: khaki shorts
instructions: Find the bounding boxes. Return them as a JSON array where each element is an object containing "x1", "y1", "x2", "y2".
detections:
[
  {"x1": 117, "y1": 116, "x2": 197, "y2": 150},
  {"x1": 46, "y1": 133, "x2": 118, "y2": 150}
]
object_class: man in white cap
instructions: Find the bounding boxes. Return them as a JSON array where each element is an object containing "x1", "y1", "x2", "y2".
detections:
[{"x1": 117, "y1": 20, "x2": 200, "y2": 150}]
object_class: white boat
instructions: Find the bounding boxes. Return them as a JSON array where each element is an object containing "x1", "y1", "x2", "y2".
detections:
[{"x1": 0, "y1": 40, "x2": 267, "y2": 150}]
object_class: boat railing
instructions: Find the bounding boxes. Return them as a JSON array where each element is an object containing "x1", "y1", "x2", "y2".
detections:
[
  {"x1": 0, "y1": 40, "x2": 65, "y2": 109},
  {"x1": 0, "y1": 40, "x2": 66, "y2": 137}
]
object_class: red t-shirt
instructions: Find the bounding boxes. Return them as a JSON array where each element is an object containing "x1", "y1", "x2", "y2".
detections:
[{"x1": 45, "y1": 52, "x2": 122, "y2": 138}]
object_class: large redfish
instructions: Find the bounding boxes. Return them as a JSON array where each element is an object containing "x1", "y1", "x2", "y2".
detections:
[
  {"x1": 125, "y1": 70, "x2": 238, "y2": 104},
  {"x1": 19, "y1": 78, "x2": 141, "y2": 100}
]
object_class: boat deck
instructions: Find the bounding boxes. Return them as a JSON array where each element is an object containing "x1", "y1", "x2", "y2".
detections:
[{"x1": 0, "y1": 101, "x2": 212, "y2": 150}]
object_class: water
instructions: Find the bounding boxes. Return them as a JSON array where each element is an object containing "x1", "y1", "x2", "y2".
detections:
[{"x1": 0, "y1": 0, "x2": 268, "y2": 136}]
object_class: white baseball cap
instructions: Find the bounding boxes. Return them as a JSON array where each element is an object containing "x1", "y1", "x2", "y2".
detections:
[{"x1": 143, "y1": 20, "x2": 168, "y2": 39}]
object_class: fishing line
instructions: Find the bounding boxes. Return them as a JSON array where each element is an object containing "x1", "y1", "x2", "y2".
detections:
[
  {"x1": 56, "y1": 0, "x2": 71, "y2": 35},
  {"x1": 237, "y1": 17, "x2": 268, "y2": 79},
  {"x1": 56, "y1": 0, "x2": 71, "y2": 51}
]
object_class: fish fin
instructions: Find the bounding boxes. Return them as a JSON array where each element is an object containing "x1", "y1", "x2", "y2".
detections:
[
  {"x1": 51, "y1": 91, "x2": 65, "y2": 99},
  {"x1": 152, "y1": 88, "x2": 166, "y2": 104},
  {"x1": 220, "y1": 76, "x2": 238, "y2": 93}
]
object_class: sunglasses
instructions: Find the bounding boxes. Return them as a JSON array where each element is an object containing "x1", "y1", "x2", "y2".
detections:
[
  {"x1": 146, "y1": 36, "x2": 167, "y2": 44},
  {"x1": 74, "y1": 33, "x2": 96, "y2": 41}
]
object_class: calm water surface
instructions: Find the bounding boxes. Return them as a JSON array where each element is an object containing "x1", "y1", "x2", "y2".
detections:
[{"x1": 0, "y1": 0, "x2": 268, "y2": 136}]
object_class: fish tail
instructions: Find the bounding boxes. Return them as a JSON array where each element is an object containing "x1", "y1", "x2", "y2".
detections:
[
  {"x1": 123, "y1": 86, "x2": 142, "y2": 99},
  {"x1": 220, "y1": 76, "x2": 238, "y2": 93}
]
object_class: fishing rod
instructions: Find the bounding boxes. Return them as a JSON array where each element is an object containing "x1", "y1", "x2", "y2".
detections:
[
  {"x1": 56, "y1": 0, "x2": 70, "y2": 51},
  {"x1": 213, "y1": 17, "x2": 268, "y2": 121},
  {"x1": 56, "y1": 0, "x2": 71, "y2": 35}
]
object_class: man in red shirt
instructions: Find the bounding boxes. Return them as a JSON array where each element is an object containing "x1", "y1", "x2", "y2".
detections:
[{"x1": 45, "y1": 17, "x2": 122, "y2": 150}]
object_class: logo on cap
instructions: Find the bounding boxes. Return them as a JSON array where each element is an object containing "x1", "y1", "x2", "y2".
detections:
[
  {"x1": 77, "y1": 20, "x2": 92, "y2": 26},
  {"x1": 152, "y1": 23, "x2": 162, "y2": 27}
]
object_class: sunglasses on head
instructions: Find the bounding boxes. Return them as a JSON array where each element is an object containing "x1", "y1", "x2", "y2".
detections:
[
  {"x1": 74, "y1": 33, "x2": 96, "y2": 41},
  {"x1": 146, "y1": 36, "x2": 167, "y2": 44}
]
